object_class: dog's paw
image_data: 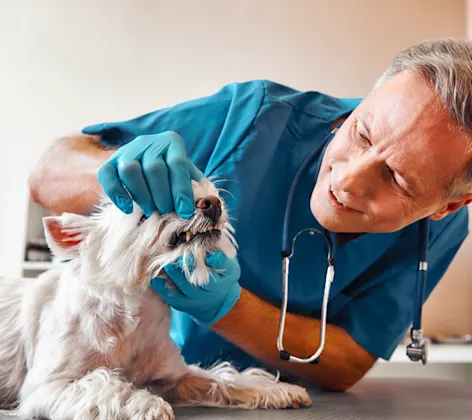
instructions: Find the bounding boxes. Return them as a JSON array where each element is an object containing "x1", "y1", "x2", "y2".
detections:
[
  {"x1": 260, "y1": 383, "x2": 312, "y2": 409},
  {"x1": 141, "y1": 399, "x2": 175, "y2": 420},
  {"x1": 282, "y1": 384, "x2": 312, "y2": 409},
  {"x1": 124, "y1": 390, "x2": 175, "y2": 420}
]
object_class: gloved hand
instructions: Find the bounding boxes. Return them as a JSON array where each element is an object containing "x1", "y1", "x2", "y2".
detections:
[
  {"x1": 87, "y1": 129, "x2": 203, "y2": 219},
  {"x1": 150, "y1": 251, "x2": 242, "y2": 327},
  {"x1": 83, "y1": 116, "x2": 162, "y2": 146}
]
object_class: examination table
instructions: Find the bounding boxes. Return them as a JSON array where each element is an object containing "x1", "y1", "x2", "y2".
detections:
[
  {"x1": 1, "y1": 378, "x2": 470, "y2": 419},
  {"x1": 173, "y1": 378, "x2": 472, "y2": 419}
]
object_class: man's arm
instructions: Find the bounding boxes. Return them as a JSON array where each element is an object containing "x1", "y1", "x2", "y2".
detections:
[
  {"x1": 212, "y1": 287, "x2": 378, "y2": 391},
  {"x1": 30, "y1": 133, "x2": 376, "y2": 392},
  {"x1": 28, "y1": 134, "x2": 115, "y2": 215}
]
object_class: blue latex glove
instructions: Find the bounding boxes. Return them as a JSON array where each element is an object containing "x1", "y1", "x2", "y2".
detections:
[
  {"x1": 88, "y1": 129, "x2": 202, "y2": 219},
  {"x1": 83, "y1": 118, "x2": 159, "y2": 147},
  {"x1": 150, "y1": 251, "x2": 242, "y2": 327}
]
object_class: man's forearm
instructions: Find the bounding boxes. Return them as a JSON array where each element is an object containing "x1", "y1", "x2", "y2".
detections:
[
  {"x1": 212, "y1": 287, "x2": 377, "y2": 391},
  {"x1": 29, "y1": 134, "x2": 115, "y2": 215}
]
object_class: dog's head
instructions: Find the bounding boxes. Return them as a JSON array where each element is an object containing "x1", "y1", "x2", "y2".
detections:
[{"x1": 42, "y1": 177, "x2": 237, "y2": 292}]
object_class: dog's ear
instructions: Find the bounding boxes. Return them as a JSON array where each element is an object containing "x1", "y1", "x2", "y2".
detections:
[{"x1": 42, "y1": 214, "x2": 94, "y2": 261}]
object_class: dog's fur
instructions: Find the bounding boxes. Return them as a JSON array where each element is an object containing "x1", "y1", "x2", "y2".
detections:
[{"x1": 0, "y1": 177, "x2": 311, "y2": 419}]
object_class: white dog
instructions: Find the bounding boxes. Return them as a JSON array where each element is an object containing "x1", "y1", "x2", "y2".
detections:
[{"x1": 0, "y1": 176, "x2": 311, "y2": 419}]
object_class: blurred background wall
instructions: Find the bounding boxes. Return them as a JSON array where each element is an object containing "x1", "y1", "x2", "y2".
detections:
[{"x1": 0, "y1": 0, "x2": 470, "y2": 379}]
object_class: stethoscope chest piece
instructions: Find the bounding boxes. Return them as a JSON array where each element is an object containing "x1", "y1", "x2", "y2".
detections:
[{"x1": 406, "y1": 328, "x2": 428, "y2": 365}]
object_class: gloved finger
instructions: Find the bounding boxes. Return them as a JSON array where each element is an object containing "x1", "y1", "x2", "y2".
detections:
[
  {"x1": 82, "y1": 121, "x2": 137, "y2": 145},
  {"x1": 151, "y1": 277, "x2": 211, "y2": 315},
  {"x1": 175, "y1": 253, "x2": 196, "y2": 271},
  {"x1": 189, "y1": 160, "x2": 204, "y2": 182},
  {"x1": 116, "y1": 159, "x2": 156, "y2": 218},
  {"x1": 151, "y1": 277, "x2": 195, "y2": 309},
  {"x1": 97, "y1": 162, "x2": 134, "y2": 214},
  {"x1": 164, "y1": 134, "x2": 195, "y2": 219},
  {"x1": 206, "y1": 251, "x2": 241, "y2": 274},
  {"x1": 200, "y1": 252, "x2": 241, "y2": 291},
  {"x1": 82, "y1": 122, "x2": 107, "y2": 135},
  {"x1": 141, "y1": 154, "x2": 174, "y2": 215},
  {"x1": 162, "y1": 262, "x2": 207, "y2": 298},
  {"x1": 169, "y1": 255, "x2": 229, "y2": 295},
  {"x1": 175, "y1": 254, "x2": 216, "y2": 286}
]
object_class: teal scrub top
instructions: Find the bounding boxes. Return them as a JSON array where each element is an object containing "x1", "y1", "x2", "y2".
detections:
[{"x1": 87, "y1": 80, "x2": 469, "y2": 369}]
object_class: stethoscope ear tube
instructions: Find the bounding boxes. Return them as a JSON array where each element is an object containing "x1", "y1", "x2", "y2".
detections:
[
  {"x1": 406, "y1": 217, "x2": 430, "y2": 365},
  {"x1": 413, "y1": 217, "x2": 429, "y2": 330}
]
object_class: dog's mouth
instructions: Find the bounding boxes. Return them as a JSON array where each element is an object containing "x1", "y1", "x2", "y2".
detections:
[{"x1": 169, "y1": 227, "x2": 222, "y2": 248}]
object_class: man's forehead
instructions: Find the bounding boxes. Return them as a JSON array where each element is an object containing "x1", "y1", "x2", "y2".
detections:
[
  {"x1": 364, "y1": 84, "x2": 445, "y2": 134},
  {"x1": 354, "y1": 100, "x2": 470, "y2": 198}
]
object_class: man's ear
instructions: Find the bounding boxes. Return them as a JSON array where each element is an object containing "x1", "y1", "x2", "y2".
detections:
[
  {"x1": 430, "y1": 194, "x2": 472, "y2": 220},
  {"x1": 42, "y1": 213, "x2": 94, "y2": 261}
]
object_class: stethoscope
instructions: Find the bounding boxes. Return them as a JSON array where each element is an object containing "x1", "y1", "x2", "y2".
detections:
[{"x1": 277, "y1": 125, "x2": 430, "y2": 365}]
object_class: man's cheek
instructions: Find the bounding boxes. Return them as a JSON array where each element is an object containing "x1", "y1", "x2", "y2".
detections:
[
  {"x1": 372, "y1": 201, "x2": 402, "y2": 223},
  {"x1": 328, "y1": 143, "x2": 350, "y2": 162}
]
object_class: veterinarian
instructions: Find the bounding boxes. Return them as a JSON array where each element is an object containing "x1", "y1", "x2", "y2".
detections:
[{"x1": 30, "y1": 38, "x2": 472, "y2": 392}]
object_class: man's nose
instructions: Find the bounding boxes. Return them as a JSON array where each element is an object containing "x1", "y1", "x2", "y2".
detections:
[
  {"x1": 195, "y1": 195, "x2": 222, "y2": 224},
  {"x1": 335, "y1": 157, "x2": 376, "y2": 197}
]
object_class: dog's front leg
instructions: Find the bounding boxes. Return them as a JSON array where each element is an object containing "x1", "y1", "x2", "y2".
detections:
[
  {"x1": 18, "y1": 367, "x2": 175, "y2": 420},
  {"x1": 162, "y1": 362, "x2": 312, "y2": 410}
]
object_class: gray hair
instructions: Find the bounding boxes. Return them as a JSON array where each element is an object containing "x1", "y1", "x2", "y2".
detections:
[{"x1": 373, "y1": 38, "x2": 472, "y2": 197}]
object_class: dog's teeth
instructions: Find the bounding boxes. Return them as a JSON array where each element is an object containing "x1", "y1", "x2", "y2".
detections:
[{"x1": 186, "y1": 230, "x2": 191, "y2": 242}]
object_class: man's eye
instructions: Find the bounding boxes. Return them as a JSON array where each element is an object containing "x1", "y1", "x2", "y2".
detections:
[
  {"x1": 391, "y1": 172, "x2": 400, "y2": 185},
  {"x1": 358, "y1": 132, "x2": 371, "y2": 144},
  {"x1": 388, "y1": 168, "x2": 410, "y2": 196}
]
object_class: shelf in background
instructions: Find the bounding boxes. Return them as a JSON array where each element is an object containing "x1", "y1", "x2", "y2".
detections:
[
  {"x1": 382, "y1": 344, "x2": 472, "y2": 364},
  {"x1": 22, "y1": 261, "x2": 58, "y2": 271}
]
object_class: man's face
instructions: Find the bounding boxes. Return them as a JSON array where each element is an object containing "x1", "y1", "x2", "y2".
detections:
[{"x1": 311, "y1": 70, "x2": 472, "y2": 233}]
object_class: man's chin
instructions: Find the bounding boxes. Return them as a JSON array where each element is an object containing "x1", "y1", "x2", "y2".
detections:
[
  {"x1": 310, "y1": 205, "x2": 363, "y2": 233},
  {"x1": 310, "y1": 190, "x2": 363, "y2": 232},
  {"x1": 310, "y1": 208, "x2": 343, "y2": 232},
  {"x1": 311, "y1": 199, "x2": 410, "y2": 234}
]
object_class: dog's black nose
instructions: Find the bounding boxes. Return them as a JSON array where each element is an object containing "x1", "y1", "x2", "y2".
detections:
[{"x1": 196, "y1": 195, "x2": 222, "y2": 224}]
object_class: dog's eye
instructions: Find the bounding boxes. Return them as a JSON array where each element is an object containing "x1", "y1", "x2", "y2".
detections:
[{"x1": 137, "y1": 213, "x2": 148, "y2": 227}]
